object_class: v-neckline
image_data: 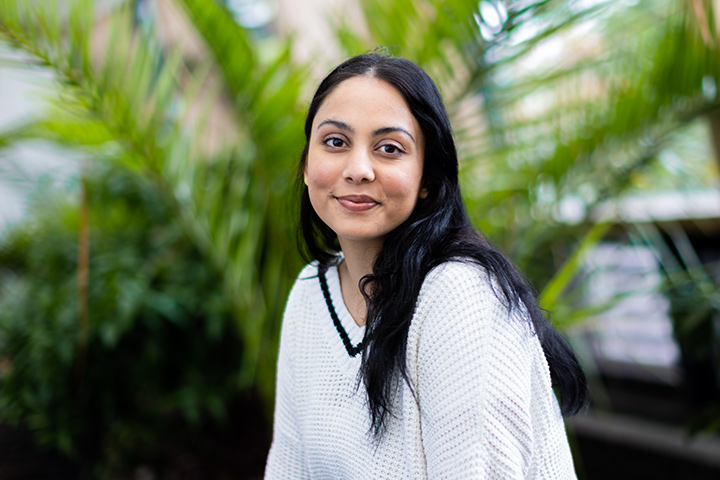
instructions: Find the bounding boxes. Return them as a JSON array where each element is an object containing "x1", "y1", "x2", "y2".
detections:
[{"x1": 318, "y1": 263, "x2": 366, "y2": 357}]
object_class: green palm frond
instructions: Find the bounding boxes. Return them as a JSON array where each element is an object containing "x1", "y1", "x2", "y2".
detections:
[
  {"x1": 176, "y1": 0, "x2": 309, "y2": 393},
  {"x1": 0, "y1": 0, "x2": 308, "y2": 401}
]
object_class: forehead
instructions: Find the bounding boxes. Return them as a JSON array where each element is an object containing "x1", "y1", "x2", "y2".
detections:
[{"x1": 313, "y1": 76, "x2": 419, "y2": 131}]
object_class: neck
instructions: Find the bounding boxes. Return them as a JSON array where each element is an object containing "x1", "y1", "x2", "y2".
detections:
[{"x1": 337, "y1": 238, "x2": 382, "y2": 326}]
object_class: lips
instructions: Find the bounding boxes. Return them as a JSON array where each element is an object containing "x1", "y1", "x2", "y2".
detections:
[{"x1": 335, "y1": 194, "x2": 379, "y2": 212}]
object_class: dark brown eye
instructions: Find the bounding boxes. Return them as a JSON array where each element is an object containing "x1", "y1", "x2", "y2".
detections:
[
  {"x1": 324, "y1": 137, "x2": 346, "y2": 148},
  {"x1": 380, "y1": 144, "x2": 401, "y2": 154}
]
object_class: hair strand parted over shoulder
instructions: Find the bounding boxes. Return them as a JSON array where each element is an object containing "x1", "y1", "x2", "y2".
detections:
[{"x1": 296, "y1": 53, "x2": 589, "y2": 438}]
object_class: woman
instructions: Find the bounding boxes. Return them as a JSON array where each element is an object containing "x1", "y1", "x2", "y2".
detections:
[{"x1": 265, "y1": 53, "x2": 588, "y2": 479}]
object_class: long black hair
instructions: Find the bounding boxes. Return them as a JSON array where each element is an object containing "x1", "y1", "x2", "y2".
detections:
[{"x1": 297, "y1": 53, "x2": 589, "y2": 436}]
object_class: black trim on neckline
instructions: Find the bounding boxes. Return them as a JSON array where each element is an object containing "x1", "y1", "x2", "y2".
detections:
[{"x1": 317, "y1": 264, "x2": 364, "y2": 357}]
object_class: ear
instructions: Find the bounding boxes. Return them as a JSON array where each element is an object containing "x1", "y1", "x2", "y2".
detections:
[
  {"x1": 304, "y1": 167, "x2": 309, "y2": 185},
  {"x1": 419, "y1": 187, "x2": 428, "y2": 199}
]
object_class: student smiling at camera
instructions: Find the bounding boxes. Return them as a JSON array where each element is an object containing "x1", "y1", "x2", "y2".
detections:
[{"x1": 265, "y1": 53, "x2": 589, "y2": 480}]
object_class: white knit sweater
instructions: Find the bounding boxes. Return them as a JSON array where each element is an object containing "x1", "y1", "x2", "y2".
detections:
[{"x1": 265, "y1": 260, "x2": 577, "y2": 479}]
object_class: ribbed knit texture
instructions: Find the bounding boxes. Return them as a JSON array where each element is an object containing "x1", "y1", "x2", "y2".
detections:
[{"x1": 265, "y1": 261, "x2": 577, "y2": 479}]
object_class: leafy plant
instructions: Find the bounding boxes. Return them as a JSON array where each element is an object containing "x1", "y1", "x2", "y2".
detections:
[
  {"x1": 0, "y1": 165, "x2": 244, "y2": 472},
  {"x1": 0, "y1": 0, "x2": 307, "y2": 472}
]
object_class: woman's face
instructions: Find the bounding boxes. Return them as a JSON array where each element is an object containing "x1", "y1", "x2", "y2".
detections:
[{"x1": 305, "y1": 76, "x2": 426, "y2": 250}]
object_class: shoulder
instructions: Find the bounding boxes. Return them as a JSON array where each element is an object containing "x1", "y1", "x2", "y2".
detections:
[
  {"x1": 291, "y1": 256, "x2": 343, "y2": 285},
  {"x1": 407, "y1": 261, "x2": 546, "y2": 401},
  {"x1": 412, "y1": 259, "x2": 534, "y2": 341},
  {"x1": 418, "y1": 260, "x2": 504, "y2": 311},
  {"x1": 297, "y1": 261, "x2": 321, "y2": 281},
  {"x1": 285, "y1": 262, "x2": 321, "y2": 306},
  {"x1": 406, "y1": 260, "x2": 543, "y2": 403},
  {"x1": 279, "y1": 262, "x2": 324, "y2": 354},
  {"x1": 282, "y1": 263, "x2": 319, "y2": 319},
  {"x1": 423, "y1": 260, "x2": 488, "y2": 287}
]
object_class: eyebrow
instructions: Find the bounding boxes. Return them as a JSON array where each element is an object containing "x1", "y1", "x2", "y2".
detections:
[
  {"x1": 317, "y1": 119, "x2": 416, "y2": 143},
  {"x1": 373, "y1": 126, "x2": 416, "y2": 143}
]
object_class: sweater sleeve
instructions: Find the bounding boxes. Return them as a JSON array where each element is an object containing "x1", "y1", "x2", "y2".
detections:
[
  {"x1": 264, "y1": 273, "x2": 311, "y2": 479},
  {"x1": 410, "y1": 262, "x2": 543, "y2": 479}
]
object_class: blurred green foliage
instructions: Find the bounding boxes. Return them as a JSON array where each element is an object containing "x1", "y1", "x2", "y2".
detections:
[
  {"x1": 0, "y1": 0, "x2": 307, "y2": 471},
  {"x1": 0, "y1": 166, "x2": 242, "y2": 470}
]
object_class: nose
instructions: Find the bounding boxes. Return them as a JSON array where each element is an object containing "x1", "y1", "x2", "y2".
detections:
[{"x1": 343, "y1": 149, "x2": 375, "y2": 184}]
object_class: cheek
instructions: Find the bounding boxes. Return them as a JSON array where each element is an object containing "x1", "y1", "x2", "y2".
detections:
[
  {"x1": 386, "y1": 169, "x2": 424, "y2": 203},
  {"x1": 305, "y1": 162, "x2": 333, "y2": 191},
  {"x1": 304, "y1": 152, "x2": 338, "y2": 199}
]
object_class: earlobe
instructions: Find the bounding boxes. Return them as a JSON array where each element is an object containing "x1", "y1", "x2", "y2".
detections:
[
  {"x1": 304, "y1": 169, "x2": 309, "y2": 185},
  {"x1": 419, "y1": 187, "x2": 428, "y2": 199}
]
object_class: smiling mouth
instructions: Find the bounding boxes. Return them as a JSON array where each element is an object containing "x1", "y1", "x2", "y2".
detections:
[{"x1": 335, "y1": 195, "x2": 379, "y2": 212}]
